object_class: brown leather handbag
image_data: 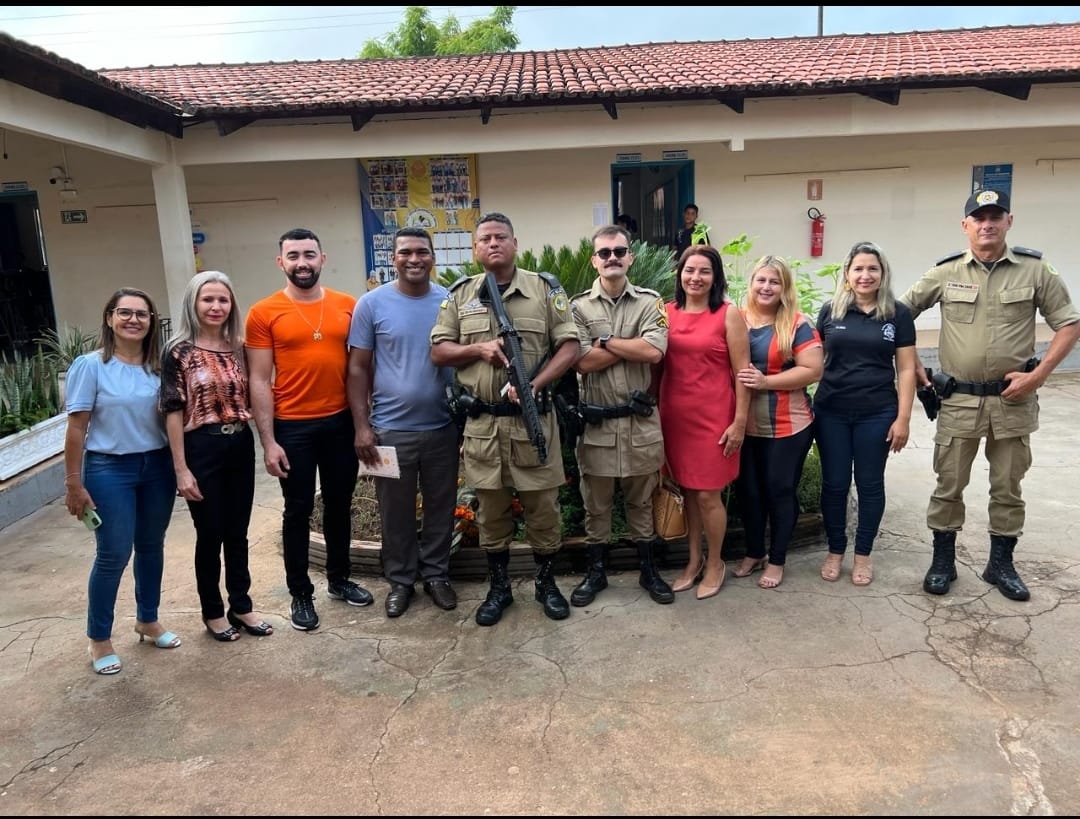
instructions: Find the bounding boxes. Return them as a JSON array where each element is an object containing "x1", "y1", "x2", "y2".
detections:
[{"x1": 652, "y1": 473, "x2": 687, "y2": 541}]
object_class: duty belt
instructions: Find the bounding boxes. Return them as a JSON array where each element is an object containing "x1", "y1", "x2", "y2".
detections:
[
  {"x1": 473, "y1": 399, "x2": 550, "y2": 416},
  {"x1": 952, "y1": 380, "x2": 1008, "y2": 397},
  {"x1": 581, "y1": 403, "x2": 635, "y2": 420}
]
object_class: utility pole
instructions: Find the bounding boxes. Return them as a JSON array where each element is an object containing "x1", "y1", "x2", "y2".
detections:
[{"x1": 817, "y1": 6, "x2": 824, "y2": 36}]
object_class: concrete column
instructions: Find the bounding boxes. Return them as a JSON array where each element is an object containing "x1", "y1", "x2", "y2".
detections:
[{"x1": 151, "y1": 158, "x2": 195, "y2": 322}]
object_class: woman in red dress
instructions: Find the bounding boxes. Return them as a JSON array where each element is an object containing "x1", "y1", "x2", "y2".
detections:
[{"x1": 658, "y1": 246, "x2": 751, "y2": 599}]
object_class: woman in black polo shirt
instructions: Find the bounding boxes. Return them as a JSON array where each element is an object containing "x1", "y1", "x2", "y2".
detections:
[{"x1": 814, "y1": 241, "x2": 917, "y2": 586}]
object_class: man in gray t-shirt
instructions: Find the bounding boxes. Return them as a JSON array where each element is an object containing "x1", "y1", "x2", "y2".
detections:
[{"x1": 347, "y1": 227, "x2": 459, "y2": 618}]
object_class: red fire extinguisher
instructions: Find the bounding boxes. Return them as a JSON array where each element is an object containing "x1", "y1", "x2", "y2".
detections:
[{"x1": 808, "y1": 207, "x2": 826, "y2": 258}]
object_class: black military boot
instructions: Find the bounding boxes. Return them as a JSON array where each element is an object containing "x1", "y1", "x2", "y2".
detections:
[
  {"x1": 475, "y1": 550, "x2": 514, "y2": 626},
  {"x1": 982, "y1": 535, "x2": 1030, "y2": 601},
  {"x1": 570, "y1": 543, "x2": 608, "y2": 607},
  {"x1": 636, "y1": 539, "x2": 674, "y2": 604},
  {"x1": 534, "y1": 552, "x2": 570, "y2": 620},
  {"x1": 923, "y1": 530, "x2": 958, "y2": 595}
]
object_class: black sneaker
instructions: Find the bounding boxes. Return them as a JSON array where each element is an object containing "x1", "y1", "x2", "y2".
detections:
[
  {"x1": 327, "y1": 579, "x2": 374, "y2": 607},
  {"x1": 290, "y1": 594, "x2": 320, "y2": 631}
]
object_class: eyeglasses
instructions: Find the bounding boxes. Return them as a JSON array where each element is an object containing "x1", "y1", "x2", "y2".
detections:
[
  {"x1": 594, "y1": 247, "x2": 630, "y2": 260},
  {"x1": 111, "y1": 308, "x2": 152, "y2": 321}
]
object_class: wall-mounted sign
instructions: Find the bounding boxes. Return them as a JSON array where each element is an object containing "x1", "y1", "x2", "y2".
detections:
[
  {"x1": 615, "y1": 153, "x2": 642, "y2": 164},
  {"x1": 2, "y1": 181, "x2": 29, "y2": 192},
  {"x1": 61, "y1": 210, "x2": 88, "y2": 224},
  {"x1": 972, "y1": 163, "x2": 1012, "y2": 196},
  {"x1": 358, "y1": 155, "x2": 480, "y2": 286},
  {"x1": 192, "y1": 231, "x2": 206, "y2": 244},
  {"x1": 807, "y1": 179, "x2": 823, "y2": 200},
  {"x1": 662, "y1": 150, "x2": 689, "y2": 161}
]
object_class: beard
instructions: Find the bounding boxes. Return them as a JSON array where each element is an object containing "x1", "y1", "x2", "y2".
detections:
[{"x1": 286, "y1": 267, "x2": 320, "y2": 289}]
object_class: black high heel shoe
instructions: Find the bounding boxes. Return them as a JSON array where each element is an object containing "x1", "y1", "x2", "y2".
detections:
[
  {"x1": 227, "y1": 608, "x2": 274, "y2": 637},
  {"x1": 203, "y1": 617, "x2": 240, "y2": 642}
]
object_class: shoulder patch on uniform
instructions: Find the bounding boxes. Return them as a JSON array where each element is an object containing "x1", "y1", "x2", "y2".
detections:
[
  {"x1": 1012, "y1": 246, "x2": 1043, "y2": 259},
  {"x1": 655, "y1": 298, "x2": 668, "y2": 329},
  {"x1": 552, "y1": 292, "x2": 568, "y2": 312},
  {"x1": 935, "y1": 250, "x2": 965, "y2": 265}
]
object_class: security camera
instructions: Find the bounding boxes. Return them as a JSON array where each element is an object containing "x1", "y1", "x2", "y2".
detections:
[{"x1": 49, "y1": 166, "x2": 65, "y2": 185}]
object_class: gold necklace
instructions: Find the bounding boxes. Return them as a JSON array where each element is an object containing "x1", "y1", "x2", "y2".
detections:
[{"x1": 290, "y1": 295, "x2": 325, "y2": 341}]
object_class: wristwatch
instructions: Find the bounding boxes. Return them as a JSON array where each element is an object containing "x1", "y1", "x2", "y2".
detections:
[{"x1": 599, "y1": 335, "x2": 611, "y2": 350}]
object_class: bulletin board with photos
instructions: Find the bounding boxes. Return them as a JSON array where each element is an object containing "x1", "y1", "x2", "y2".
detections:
[{"x1": 358, "y1": 155, "x2": 480, "y2": 288}]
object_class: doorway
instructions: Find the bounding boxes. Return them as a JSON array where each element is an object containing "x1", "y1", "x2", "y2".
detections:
[
  {"x1": 0, "y1": 192, "x2": 55, "y2": 359},
  {"x1": 611, "y1": 160, "x2": 694, "y2": 250}
]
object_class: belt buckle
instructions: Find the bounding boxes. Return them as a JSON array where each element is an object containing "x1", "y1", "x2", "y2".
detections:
[{"x1": 220, "y1": 422, "x2": 241, "y2": 435}]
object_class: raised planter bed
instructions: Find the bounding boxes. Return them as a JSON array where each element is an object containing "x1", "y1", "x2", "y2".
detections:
[
  {"x1": 0, "y1": 414, "x2": 67, "y2": 481},
  {"x1": 308, "y1": 512, "x2": 824, "y2": 581}
]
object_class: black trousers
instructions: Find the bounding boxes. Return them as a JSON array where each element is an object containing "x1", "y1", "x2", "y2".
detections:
[
  {"x1": 183, "y1": 425, "x2": 256, "y2": 619},
  {"x1": 273, "y1": 410, "x2": 359, "y2": 597}
]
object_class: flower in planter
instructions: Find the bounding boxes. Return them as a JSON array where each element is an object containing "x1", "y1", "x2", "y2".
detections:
[{"x1": 451, "y1": 479, "x2": 479, "y2": 554}]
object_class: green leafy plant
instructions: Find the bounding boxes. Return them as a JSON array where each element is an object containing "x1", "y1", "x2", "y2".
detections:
[
  {"x1": 0, "y1": 350, "x2": 61, "y2": 436},
  {"x1": 34, "y1": 324, "x2": 99, "y2": 370}
]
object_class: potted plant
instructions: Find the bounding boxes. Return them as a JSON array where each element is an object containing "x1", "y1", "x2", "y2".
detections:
[
  {"x1": 34, "y1": 324, "x2": 99, "y2": 406},
  {"x1": 0, "y1": 349, "x2": 68, "y2": 479}
]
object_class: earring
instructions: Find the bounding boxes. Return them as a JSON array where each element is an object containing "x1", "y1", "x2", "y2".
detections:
[{"x1": 843, "y1": 282, "x2": 852, "y2": 291}]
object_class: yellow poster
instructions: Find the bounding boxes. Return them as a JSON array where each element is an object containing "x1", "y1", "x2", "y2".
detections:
[{"x1": 359, "y1": 155, "x2": 479, "y2": 286}]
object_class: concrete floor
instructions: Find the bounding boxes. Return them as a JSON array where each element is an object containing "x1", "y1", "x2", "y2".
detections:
[{"x1": 1, "y1": 374, "x2": 1079, "y2": 815}]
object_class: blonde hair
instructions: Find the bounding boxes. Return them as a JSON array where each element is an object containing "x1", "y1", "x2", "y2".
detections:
[
  {"x1": 831, "y1": 241, "x2": 896, "y2": 321},
  {"x1": 745, "y1": 255, "x2": 799, "y2": 361}
]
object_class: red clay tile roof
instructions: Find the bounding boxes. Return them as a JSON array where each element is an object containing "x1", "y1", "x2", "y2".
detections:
[{"x1": 98, "y1": 23, "x2": 1080, "y2": 119}]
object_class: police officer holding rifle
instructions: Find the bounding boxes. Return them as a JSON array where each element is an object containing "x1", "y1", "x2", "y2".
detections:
[{"x1": 431, "y1": 212, "x2": 580, "y2": 626}]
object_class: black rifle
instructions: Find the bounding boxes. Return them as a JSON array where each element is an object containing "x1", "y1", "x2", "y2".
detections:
[{"x1": 481, "y1": 271, "x2": 548, "y2": 463}]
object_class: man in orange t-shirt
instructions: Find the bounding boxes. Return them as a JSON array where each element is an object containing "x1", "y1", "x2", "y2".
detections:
[{"x1": 246, "y1": 228, "x2": 372, "y2": 631}]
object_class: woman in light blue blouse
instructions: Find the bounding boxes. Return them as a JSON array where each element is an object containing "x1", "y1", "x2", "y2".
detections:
[{"x1": 63, "y1": 288, "x2": 180, "y2": 675}]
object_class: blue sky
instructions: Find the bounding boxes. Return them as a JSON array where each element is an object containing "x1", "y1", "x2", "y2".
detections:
[{"x1": 3, "y1": 5, "x2": 1080, "y2": 69}]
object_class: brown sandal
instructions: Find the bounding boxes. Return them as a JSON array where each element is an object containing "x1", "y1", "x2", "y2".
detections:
[
  {"x1": 820, "y1": 553, "x2": 843, "y2": 582},
  {"x1": 852, "y1": 555, "x2": 874, "y2": 586}
]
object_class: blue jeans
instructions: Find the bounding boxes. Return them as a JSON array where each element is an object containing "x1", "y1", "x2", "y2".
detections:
[
  {"x1": 372, "y1": 423, "x2": 459, "y2": 586},
  {"x1": 273, "y1": 410, "x2": 358, "y2": 597},
  {"x1": 814, "y1": 404, "x2": 895, "y2": 556},
  {"x1": 84, "y1": 447, "x2": 176, "y2": 640}
]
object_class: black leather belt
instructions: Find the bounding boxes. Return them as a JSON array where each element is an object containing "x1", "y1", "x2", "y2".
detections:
[
  {"x1": 201, "y1": 421, "x2": 249, "y2": 435},
  {"x1": 953, "y1": 381, "x2": 1008, "y2": 396}
]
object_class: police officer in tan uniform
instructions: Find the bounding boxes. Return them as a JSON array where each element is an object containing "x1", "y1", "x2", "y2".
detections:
[
  {"x1": 431, "y1": 212, "x2": 580, "y2": 626},
  {"x1": 568, "y1": 225, "x2": 673, "y2": 606},
  {"x1": 902, "y1": 189, "x2": 1080, "y2": 600}
]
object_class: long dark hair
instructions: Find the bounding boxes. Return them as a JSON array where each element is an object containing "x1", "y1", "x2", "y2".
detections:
[
  {"x1": 673, "y1": 245, "x2": 727, "y2": 311},
  {"x1": 100, "y1": 287, "x2": 162, "y2": 374}
]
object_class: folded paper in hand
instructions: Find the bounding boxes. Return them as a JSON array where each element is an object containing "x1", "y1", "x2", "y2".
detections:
[{"x1": 358, "y1": 446, "x2": 400, "y2": 479}]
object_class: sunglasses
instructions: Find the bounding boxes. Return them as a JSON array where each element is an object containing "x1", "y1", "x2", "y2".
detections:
[
  {"x1": 111, "y1": 308, "x2": 152, "y2": 321},
  {"x1": 594, "y1": 246, "x2": 630, "y2": 260}
]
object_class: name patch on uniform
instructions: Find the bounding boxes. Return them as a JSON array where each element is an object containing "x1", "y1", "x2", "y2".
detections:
[
  {"x1": 459, "y1": 299, "x2": 488, "y2": 318},
  {"x1": 945, "y1": 281, "x2": 979, "y2": 292}
]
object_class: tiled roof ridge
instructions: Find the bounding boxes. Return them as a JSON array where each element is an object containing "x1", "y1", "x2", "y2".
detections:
[{"x1": 97, "y1": 21, "x2": 1080, "y2": 72}]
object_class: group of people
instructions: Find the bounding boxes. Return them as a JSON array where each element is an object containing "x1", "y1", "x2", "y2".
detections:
[{"x1": 64, "y1": 188, "x2": 1079, "y2": 672}]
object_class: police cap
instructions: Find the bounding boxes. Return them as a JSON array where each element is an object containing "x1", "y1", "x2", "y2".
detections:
[{"x1": 964, "y1": 189, "x2": 1011, "y2": 217}]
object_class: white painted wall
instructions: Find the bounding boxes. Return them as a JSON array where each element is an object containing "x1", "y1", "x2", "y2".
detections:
[{"x1": 4, "y1": 83, "x2": 1080, "y2": 335}]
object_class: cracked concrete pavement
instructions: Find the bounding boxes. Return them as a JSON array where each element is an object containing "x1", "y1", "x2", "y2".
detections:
[{"x1": 1, "y1": 373, "x2": 1079, "y2": 815}]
